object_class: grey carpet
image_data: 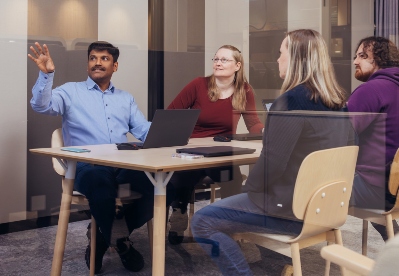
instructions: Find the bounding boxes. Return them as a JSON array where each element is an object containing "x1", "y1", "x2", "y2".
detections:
[{"x1": 0, "y1": 200, "x2": 389, "y2": 276}]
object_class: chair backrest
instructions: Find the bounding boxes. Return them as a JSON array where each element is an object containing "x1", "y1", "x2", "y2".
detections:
[
  {"x1": 388, "y1": 148, "x2": 399, "y2": 196},
  {"x1": 51, "y1": 128, "x2": 66, "y2": 176},
  {"x1": 291, "y1": 146, "x2": 358, "y2": 240}
]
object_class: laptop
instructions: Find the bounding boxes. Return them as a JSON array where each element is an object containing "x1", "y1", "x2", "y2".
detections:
[
  {"x1": 176, "y1": 146, "x2": 256, "y2": 157},
  {"x1": 117, "y1": 109, "x2": 200, "y2": 149},
  {"x1": 226, "y1": 133, "x2": 263, "y2": 141},
  {"x1": 262, "y1": 99, "x2": 274, "y2": 111}
]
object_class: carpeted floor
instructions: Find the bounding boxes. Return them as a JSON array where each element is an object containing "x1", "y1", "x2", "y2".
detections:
[{"x1": 0, "y1": 200, "x2": 389, "y2": 276}]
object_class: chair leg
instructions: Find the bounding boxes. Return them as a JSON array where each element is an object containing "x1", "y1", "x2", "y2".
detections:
[
  {"x1": 324, "y1": 260, "x2": 331, "y2": 276},
  {"x1": 290, "y1": 242, "x2": 302, "y2": 276},
  {"x1": 362, "y1": 220, "x2": 368, "y2": 255},
  {"x1": 187, "y1": 189, "x2": 196, "y2": 238},
  {"x1": 90, "y1": 217, "x2": 96, "y2": 276},
  {"x1": 385, "y1": 214, "x2": 394, "y2": 240},
  {"x1": 334, "y1": 229, "x2": 343, "y2": 245},
  {"x1": 51, "y1": 177, "x2": 74, "y2": 276},
  {"x1": 334, "y1": 229, "x2": 348, "y2": 276},
  {"x1": 210, "y1": 183, "x2": 217, "y2": 203}
]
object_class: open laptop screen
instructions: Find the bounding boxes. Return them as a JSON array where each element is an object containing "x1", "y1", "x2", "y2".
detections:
[
  {"x1": 262, "y1": 99, "x2": 275, "y2": 111},
  {"x1": 118, "y1": 109, "x2": 200, "y2": 149}
]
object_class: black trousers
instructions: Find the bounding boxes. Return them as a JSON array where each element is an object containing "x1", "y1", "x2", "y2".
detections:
[
  {"x1": 170, "y1": 166, "x2": 236, "y2": 211},
  {"x1": 74, "y1": 162, "x2": 174, "y2": 245}
]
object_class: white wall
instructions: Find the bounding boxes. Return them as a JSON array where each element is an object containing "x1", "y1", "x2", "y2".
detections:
[
  {"x1": 164, "y1": 0, "x2": 188, "y2": 52},
  {"x1": 205, "y1": 0, "x2": 250, "y2": 136},
  {"x1": 205, "y1": 0, "x2": 249, "y2": 78},
  {"x1": 98, "y1": 0, "x2": 148, "y2": 119},
  {"x1": 288, "y1": 0, "x2": 322, "y2": 32},
  {"x1": 0, "y1": 0, "x2": 28, "y2": 223},
  {"x1": 351, "y1": 0, "x2": 374, "y2": 91}
]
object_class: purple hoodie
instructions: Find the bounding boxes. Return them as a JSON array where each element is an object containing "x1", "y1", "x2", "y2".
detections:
[{"x1": 347, "y1": 67, "x2": 399, "y2": 187}]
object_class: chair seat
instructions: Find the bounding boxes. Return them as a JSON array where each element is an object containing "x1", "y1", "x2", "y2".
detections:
[
  {"x1": 349, "y1": 206, "x2": 385, "y2": 215},
  {"x1": 239, "y1": 232, "x2": 296, "y2": 243},
  {"x1": 72, "y1": 190, "x2": 143, "y2": 205},
  {"x1": 348, "y1": 207, "x2": 387, "y2": 226}
]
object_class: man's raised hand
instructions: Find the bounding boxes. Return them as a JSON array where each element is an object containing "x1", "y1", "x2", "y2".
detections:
[{"x1": 28, "y1": 42, "x2": 55, "y2": 74}]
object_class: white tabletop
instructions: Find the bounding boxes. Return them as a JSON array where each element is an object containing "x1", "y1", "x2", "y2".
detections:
[{"x1": 30, "y1": 137, "x2": 263, "y2": 173}]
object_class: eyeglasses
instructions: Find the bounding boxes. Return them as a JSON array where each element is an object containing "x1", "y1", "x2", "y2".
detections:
[{"x1": 212, "y1": 58, "x2": 235, "y2": 64}]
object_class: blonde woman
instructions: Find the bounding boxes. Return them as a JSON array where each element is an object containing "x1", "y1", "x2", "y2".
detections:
[
  {"x1": 191, "y1": 29, "x2": 353, "y2": 275},
  {"x1": 168, "y1": 44, "x2": 263, "y2": 136},
  {"x1": 167, "y1": 45, "x2": 263, "y2": 244}
]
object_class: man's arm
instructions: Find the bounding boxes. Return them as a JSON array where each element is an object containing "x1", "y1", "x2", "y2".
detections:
[
  {"x1": 128, "y1": 96, "x2": 151, "y2": 141},
  {"x1": 29, "y1": 43, "x2": 68, "y2": 116}
]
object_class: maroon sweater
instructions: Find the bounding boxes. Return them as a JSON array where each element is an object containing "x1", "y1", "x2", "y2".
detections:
[{"x1": 167, "y1": 77, "x2": 264, "y2": 138}]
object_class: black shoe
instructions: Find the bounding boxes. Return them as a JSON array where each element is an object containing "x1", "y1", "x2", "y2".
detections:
[
  {"x1": 116, "y1": 237, "x2": 144, "y2": 272},
  {"x1": 85, "y1": 223, "x2": 109, "y2": 274},
  {"x1": 168, "y1": 207, "x2": 188, "y2": 245}
]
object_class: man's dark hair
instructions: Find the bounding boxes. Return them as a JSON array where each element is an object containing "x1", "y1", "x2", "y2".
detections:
[
  {"x1": 88, "y1": 41, "x2": 120, "y2": 62},
  {"x1": 356, "y1": 36, "x2": 399, "y2": 68}
]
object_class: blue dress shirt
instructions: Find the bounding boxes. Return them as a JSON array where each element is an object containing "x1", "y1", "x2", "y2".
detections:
[{"x1": 31, "y1": 71, "x2": 151, "y2": 146}]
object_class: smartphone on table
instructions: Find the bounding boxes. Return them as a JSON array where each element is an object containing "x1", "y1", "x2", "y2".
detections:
[{"x1": 61, "y1": 148, "x2": 91, "y2": 153}]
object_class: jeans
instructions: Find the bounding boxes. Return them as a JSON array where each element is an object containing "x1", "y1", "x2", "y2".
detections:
[
  {"x1": 191, "y1": 193, "x2": 303, "y2": 276},
  {"x1": 74, "y1": 162, "x2": 174, "y2": 245}
]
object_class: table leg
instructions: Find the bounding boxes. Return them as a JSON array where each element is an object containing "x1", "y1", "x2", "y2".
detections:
[
  {"x1": 144, "y1": 171, "x2": 173, "y2": 276},
  {"x1": 51, "y1": 160, "x2": 76, "y2": 276}
]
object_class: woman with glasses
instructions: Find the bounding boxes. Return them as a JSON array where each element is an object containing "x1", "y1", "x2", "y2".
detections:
[
  {"x1": 190, "y1": 29, "x2": 352, "y2": 275},
  {"x1": 167, "y1": 45, "x2": 264, "y2": 245}
]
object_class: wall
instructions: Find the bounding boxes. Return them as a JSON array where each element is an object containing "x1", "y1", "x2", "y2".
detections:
[
  {"x1": 351, "y1": 0, "x2": 374, "y2": 91},
  {"x1": 98, "y1": 0, "x2": 149, "y2": 118},
  {"x1": 28, "y1": 0, "x2": 98, "y2": 49},
  {"x1": 163, "y1": 0, "x2": 205, "y2": 108},
  {"x1": 0, "y1": 0, "x2": 28, "y2": 224},
  {"x1": 205, "y1": 0, "x2": 250, "y2": 78}
]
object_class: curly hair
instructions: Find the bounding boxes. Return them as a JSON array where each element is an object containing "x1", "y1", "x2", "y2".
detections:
[{"x1": 356, "y1": 36, "x2": 399, "y2": 68}]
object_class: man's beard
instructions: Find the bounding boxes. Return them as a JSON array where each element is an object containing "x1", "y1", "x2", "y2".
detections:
[{"x1": 355, "y1": 68, "x2": 373, "y2": 82}]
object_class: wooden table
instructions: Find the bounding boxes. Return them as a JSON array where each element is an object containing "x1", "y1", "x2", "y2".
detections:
[{"x1": 30, "y1": 137, "x2": 262, "y2": 275}]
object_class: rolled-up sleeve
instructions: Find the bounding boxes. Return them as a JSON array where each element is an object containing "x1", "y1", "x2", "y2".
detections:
[
  {"x1": 128, "y1": 96, "x2": 151, "y2": 141},
  {"x1": 30, "y1": 71, "x2": 69, "y2": 116}
]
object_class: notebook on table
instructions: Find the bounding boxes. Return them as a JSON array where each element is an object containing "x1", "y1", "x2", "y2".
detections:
[
  {"x1": 227, "y1": 133, "x2": 263, "y2": 141},
  {"x1": 176, "y1": 146, "x2": 256, "y2": 157},
  {"x1": 117, "y1": 109, "x2": 200, "y2": 149}
]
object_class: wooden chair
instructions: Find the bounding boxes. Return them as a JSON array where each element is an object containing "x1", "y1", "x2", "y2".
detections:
[
  {"x1": 51, "y1": 128, "x2": 152, "y2": 276},
  {"x1": 321, "y1": 233, "x2": 399, "y2": 276},
  {"x1": 321, "y1": 244, "x2": 375, "y2": 276},
  {"x1": 231, "y1": 146, "x2": 359, "y2": 276},
  {"x1": 348, "y1": 148, "x2": 399, "y2": 255}
]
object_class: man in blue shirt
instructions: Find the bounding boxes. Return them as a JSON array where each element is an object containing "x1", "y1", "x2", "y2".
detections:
[{"x1": 29, "y1": 41, "x2": 171, "y2": 273}]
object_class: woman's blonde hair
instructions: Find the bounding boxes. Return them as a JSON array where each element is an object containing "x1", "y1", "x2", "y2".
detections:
[
  {"x1": 208, "y1": 45, "x2": 250, "y2": 111},
  {"x1": 281, "y1": 29, "x2": 347, "y2": 109}
]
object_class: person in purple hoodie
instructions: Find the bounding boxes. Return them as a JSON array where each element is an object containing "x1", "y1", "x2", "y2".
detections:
[{"x1": 348, "y1": 36, "x2": 399, "y2": 240}]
